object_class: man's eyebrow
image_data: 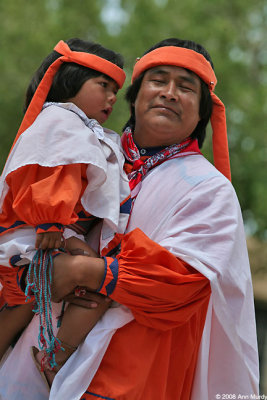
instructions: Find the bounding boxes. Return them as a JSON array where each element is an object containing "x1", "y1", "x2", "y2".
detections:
[
  {"x1": 148, "y1": 68, "x2": 169, "y2": 76},
  {"x1": 180, "y1": 73, "x2": 198, "y2": 86},
  {"x1": 148, "y1": 67, "x2": 198, "y2": 86}
]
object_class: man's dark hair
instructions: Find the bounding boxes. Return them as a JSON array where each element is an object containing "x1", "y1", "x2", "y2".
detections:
[
  {"x1": 124, "y1": 38, "x2": 214, "y2": 148},
  {"x1": 24, "y1": 38, "x2": 124, "y2": 112}
]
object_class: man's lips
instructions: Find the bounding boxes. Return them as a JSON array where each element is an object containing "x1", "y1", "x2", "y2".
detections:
[{"x1": 152, "y1": 104, "x2": 180, "y2": 116}]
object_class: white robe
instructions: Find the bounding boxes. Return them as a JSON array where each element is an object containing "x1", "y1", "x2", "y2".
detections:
[{"x1": 0, "y1": 153, "x2": 259, "y2": 399}]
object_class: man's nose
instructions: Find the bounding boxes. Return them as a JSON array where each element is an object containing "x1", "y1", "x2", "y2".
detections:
[{"x1": 160, "y1": 81, "x2": 178, "y2": 101}]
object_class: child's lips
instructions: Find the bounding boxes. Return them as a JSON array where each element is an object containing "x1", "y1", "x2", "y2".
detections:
[{"x1": 103, "y1": 107, "x2": 112, "y2": 117}]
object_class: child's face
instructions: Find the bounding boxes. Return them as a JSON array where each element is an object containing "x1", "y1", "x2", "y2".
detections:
[{"x1": 67, "y1": 75, "x2": 118, "y2": 124}]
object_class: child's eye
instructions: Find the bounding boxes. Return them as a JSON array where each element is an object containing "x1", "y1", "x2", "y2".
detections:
[{"x1": 100, "y1": 81, "x2": 108, "y2": 88}]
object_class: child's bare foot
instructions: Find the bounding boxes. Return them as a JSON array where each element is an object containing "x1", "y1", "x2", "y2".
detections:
[
  {"x1": 31, "y1": 347, "x2": 56, "y2": 389},
  {"x1": 31, "y1": 341, "x2": 77, "y2": 388}
]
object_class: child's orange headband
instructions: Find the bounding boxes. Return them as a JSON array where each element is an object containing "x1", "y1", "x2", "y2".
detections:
[
  {"x1": 132, "y1": 46, "x2": 231, "y2": 181},
  {"x1": 11, "y1": 40, "x2": 126, "y2": 151}
]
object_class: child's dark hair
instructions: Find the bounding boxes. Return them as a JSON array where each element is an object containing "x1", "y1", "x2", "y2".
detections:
[
  {"x1": 124, "y1": 38, "x2": 214, "y2": 148},
  {"x1": 24, "y1": 38, "x2": 124, "y2": 112}
]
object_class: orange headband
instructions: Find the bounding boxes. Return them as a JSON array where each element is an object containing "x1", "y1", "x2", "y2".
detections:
[
  {"x1": 132, "y1": 46, "x2": 231, "y2": 181},
  {"x1": 10, "y1": 40, "x2": 126, "y2": 151}
]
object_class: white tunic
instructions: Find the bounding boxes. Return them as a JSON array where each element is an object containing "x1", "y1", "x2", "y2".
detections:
[{"x1": 0, "y1": 102, "x2": 130, "y2": 268}]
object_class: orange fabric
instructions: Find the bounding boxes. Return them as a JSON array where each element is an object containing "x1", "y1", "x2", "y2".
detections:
[
  {"x1": 210, "y1": 92, "x2": 231, "y2": 180},
  {"x1": 100, "y1": 233, "x2": 124, "y2": 257},
  {"x1": 10, "y1": 40, "x2": 125, "y2": 153},
  {"x1": 0, "y1": 265, "x2": 34, "y2": 306},
  {"x1": 54, "y1": 41, "x2": 126, "y2": 88},
  {"x1": 86, "y1": 228, "x2": 211, "y2": 399},
  {"x1": 0, "y1": 163, "x2": 88, "y2": 235},
  {"x1": 0, "y1": 288, "x2": 5, "y2": 310},
  {"x1": 131, "y1": 46, "x2": 231, "y2": 181}
]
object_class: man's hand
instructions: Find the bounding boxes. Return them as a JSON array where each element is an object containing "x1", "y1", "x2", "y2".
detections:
[
  {"x1": 35, "y1": 231, "x2": 62, "y2": 250},
  {"x1": 51, "y1": 254, "x2": 105, "y2": 303},
  {"x1": 64, "y1": 290, "x2": 111, "y2": 309}
]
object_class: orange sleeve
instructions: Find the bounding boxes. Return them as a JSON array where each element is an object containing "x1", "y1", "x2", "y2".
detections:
[
  {"x1": 6, "y1": 163, "x2": 84, "y2": 228},
  {"x1": 98, "y1": 228, "x2": 211, "y2": 331}
]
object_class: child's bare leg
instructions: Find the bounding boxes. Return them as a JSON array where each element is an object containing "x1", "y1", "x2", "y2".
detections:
[
  {"x1": 65, "y1": 236, "x2": 98, "y2": 257},
  {"x1": 35, "y1": 300, "x2": 110, "y2": 386},
  {"x1": 34, "y1": 250, "x2": 109, "y2": 386},
  {"x1": 58, "y1": 301, "x2": 110, "y2": 368},
  {"x1": 0, "y1": 302, "x2": 33, "y2": 360},
  {"x1": 59, "y1": 299, "x2": 110, "y2": 351}
]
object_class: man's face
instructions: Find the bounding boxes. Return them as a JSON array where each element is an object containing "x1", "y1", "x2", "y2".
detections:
[{"x1": 133, "y1": 65, "x2": 201, "y2": 148}]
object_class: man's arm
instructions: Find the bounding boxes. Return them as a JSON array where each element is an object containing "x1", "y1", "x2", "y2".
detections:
[{"x1": 51, "y1": 228, "x2": 210, "y2": 331}]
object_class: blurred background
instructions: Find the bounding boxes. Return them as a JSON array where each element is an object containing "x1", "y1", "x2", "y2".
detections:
[{"x1": 0, "y1": 0, "x2": 266, "y2": 393}]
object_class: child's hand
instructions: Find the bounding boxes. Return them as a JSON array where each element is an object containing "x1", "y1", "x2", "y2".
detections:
[{"x1": 35, "y1": 231, "x2": 63, "y2": 250}]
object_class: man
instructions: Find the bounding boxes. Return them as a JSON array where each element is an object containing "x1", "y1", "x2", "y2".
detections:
[{"x1": 0, "y1": 38, "x2": 259, "y2": 400}]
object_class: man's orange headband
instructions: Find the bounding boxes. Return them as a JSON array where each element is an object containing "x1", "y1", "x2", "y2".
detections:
[
  {"x1": 132, "y1": 46, "x2": 231, "y2": 181},
  {"x1": 10, "y1": 40, "x2": 126, "y2": 151}
]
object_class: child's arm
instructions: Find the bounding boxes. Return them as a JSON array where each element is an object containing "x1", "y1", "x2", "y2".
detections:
[{"x1": 9, "y1": 164, "x2": 84, "y2": 237}]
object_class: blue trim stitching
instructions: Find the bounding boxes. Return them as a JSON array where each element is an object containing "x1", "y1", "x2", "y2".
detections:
[
  {"x1": 105, "y1": 258, "x2": 118, "y2": 296},
  {"x1": 84, "y1": 391, "x2": 115, "y2": 400},
  {"x1": 96, "y1": 257, "x2": 108, "y2": 293}
]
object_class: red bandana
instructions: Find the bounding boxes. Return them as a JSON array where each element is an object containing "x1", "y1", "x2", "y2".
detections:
[{"x1": 121, "y1": 128, "x2": 201, "y2": 197}]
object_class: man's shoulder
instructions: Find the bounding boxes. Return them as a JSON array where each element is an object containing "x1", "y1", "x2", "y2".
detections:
[
  {"x1": 162, "y1": 154, "x2": 231, "y2": 185},
  {"x1": 150, "y1": 154, "x2": 235, "y2": 203}
]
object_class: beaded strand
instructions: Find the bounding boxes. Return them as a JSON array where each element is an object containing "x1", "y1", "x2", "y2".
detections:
[{"x1": 25, "y1": 249, "x2": 62, "y2": 369}]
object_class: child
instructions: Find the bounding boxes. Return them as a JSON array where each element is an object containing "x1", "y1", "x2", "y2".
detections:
[{"x1": 0, "y1": 38, "x2": 131, "y2": 387}]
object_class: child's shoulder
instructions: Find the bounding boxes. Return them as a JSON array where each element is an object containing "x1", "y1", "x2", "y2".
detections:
[
  {"x1": 42, "y1": 102, "x2": 107, "y2": 133},
  {"x1": 42, "y1": 102, "x2": 86, "y2": 124}
]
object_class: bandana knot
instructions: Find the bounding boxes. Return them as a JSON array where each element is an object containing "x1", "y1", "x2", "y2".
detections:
[{"x1": 133, "y1": 159, "x2": 144, "y2": 170}]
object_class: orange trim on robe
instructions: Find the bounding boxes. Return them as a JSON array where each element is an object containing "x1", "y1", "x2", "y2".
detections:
[
  {"x1": 0, "y1": 288, "x2": 6, "y2": 310},
  {"x1": 84, "y1": 228, "x2": 211, "y2": 400},
  {"x1": 0, "y1": 163, "x2": 88, "y2": 236}
]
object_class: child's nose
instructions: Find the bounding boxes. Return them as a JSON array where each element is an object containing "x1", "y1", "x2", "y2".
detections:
[{"x1": 108, "y1": 91, "x2": 117, "y2": 105}]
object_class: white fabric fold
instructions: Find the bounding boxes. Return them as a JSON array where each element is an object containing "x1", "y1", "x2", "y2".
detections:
[
  {"x1": 127, "y1": 154, "x2": 259, "y2": 397},
  {"x1": 0, "y1": 303, "x2": 133, "y2": 400},
  {"x1": 0, "y1": 102, "x2": 129, "y2": 241}
]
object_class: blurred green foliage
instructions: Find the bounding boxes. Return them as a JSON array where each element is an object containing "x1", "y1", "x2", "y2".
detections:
[{"x1": 0, "y1": 0, "x2": 266, "y2": 238}]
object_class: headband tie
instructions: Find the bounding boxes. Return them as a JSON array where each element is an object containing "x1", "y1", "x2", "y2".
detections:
[
  {"x1": 132, "y1": 46, "x2": 231, "y2": 181},
  {"x1": 10, "y1": 40, "x2": 126, "y2": 151}
]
